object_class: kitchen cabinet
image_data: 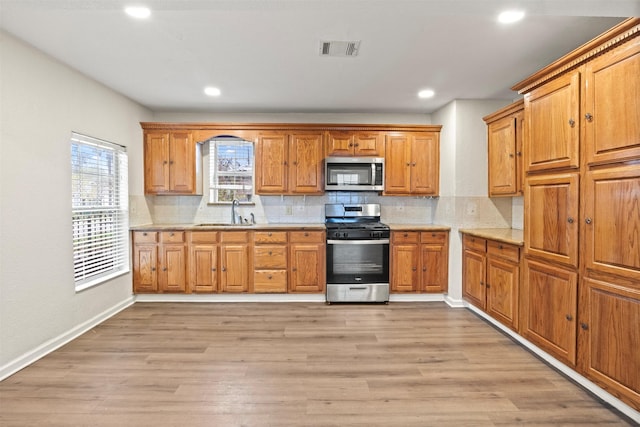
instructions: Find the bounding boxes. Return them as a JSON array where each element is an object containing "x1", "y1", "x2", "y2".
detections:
[
  {"x1": 462, "y1": 234, "x2": 520, "y2": 331},
  {"x1": 253, "y1": 231, "x2": 288, "y2": 293},
  {"x1": 132, "y1": 231, "x2": 186, "y2": 293},
  {"x1": 219, "y1": 231, "x2": 251, "y2": 293},
  {"x1": 391, "y1": 230, "x2": 449, "y2": 293},
  {"x1": 325, "y1": 131, "x2": 385, "y2": 157},
  {"x1": 188, "y1": 231, "x2": 218, "y2": 293},
  {"x1": 521, "y1": 258, "x2": 578, "y2": 366},
  {"x1": 524, "y1": 70, "x2": 580, "y2": 172},
  {"x1": 384, "y1": 132, "x2": 439, "y2": 196},
  {"x1": 255, "y1": 132, "x2": 323, "y2": 195},
  {"x1": 144, "y1": 131, "x2": 202, "y2": 195},
  {"x1": 483, "y1": 100, "x2": 524, "y2": 197},
  {"x1": 289, "y1": 231, "x2": 325, "y2": 293}
]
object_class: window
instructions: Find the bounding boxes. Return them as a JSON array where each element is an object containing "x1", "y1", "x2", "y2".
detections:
[
  {"x1": 71, "y1": 132, "x2": 128, "y2": 291},
  {"x1": 209, "y1": 138, "x2": 254, "y2": 203}
]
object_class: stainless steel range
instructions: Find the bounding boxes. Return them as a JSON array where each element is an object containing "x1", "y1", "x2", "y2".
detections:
[{"x1": 325, "y1": 203, "x2": 390, "y2": 303}]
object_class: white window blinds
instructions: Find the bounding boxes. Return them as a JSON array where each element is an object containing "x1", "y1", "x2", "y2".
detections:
[{"x1": 71, "y1": 132, "x2": 129, "y2": 291}]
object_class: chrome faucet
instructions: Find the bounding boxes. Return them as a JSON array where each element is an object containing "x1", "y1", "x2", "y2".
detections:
[{"x1": 231, "y1": 199, "x2": 240, "y2": 224}]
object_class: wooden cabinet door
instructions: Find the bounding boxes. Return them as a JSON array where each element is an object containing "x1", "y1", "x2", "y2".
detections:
[
  {"x1": 524, "y1": 173, "x2": 579, "y2": 267},
  {"x1": 486, "y1": 255, "x2": 519, "y2": 331},
  {"x1": 255, "y1": 133, "x2": 288, "y2": 194},
  {"x1": 488, "y1": 116, "x2": 518, "y2": 196},
  {"x1": 584, "y1": 39, "x2": 640, "y2": 165},
  {"x1": 220, "y1": 244, "x2": 250, "y2": 292},
  {"x1": 410, "y1": 133, "x2": 439, "y2": 195},
  {"x1": 462, "y1": 249, "x2": 486, "y2": 309},
  {"x1": 525, "y1": 70, "x2": 580, "y2": 172},
  {"x1": 583, "y1": 165, "x2": 640, "y2": 282},
  {"x1": 384, "y1": 134, "x2": 411, "y2": 194},
  {"x1": 578, "y1": 276, "x2": 640, "y2": 408},
  {"x1": 168, "y1": 131, "x2": 195, "y2": 193},
  {"x1": 325, "y1": 131, "x2": 355, "y2": 156},
  {"x1": 159, "y1": 244, "x2": 186, "y2": 293},
  {"x1": 522, "y1": 258, "x2": 578, "y2": 366},
  {"x1": 189, "y1": 244, "x2": 217, "y2": 293},
  {"x1": 289, "y1": 133, "x2": 323, "y2": 194},
  {"x1": 144, "y1": 132, "x2": 170, "y2": 193},
  {"x1": 420, "y1": 244, "x2": 447, "y2": 293},
  {"x1": 133, "y1": 244, "x2": 158, "y2": 293},
  {"x1": 289, "y1": 243, "x2": 325, "y2": 293},
  {"x1": 354, "y1": 132, "x2": 384, "y2": 156},
  {"x1": 391, "y1": 244, "x2": 418, "y2": 292}
]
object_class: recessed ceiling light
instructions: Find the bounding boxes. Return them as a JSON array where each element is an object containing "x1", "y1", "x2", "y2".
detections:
[
  {"x1": 418, "y1": 89, "x2": 435, "y2": 99},
  {"x1": 204, "y1": 87, "x2": 221, "y2": 97},
  {"x1": 125, "y1": 6, "x2": 151, "y2": 19},
  {"x1": 498, "y1": 10, "x2": 525, "y2": 24}
]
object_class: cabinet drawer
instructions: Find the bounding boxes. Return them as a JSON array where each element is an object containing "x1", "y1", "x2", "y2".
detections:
[
  {"x1": 254, "y1": 246, "x2": 287, "y2": 269},
  {"x1": 487, "y1": 240, "x2": 520, "y2": 262},
  {"x1": 188, "y1": 231, "x2": 218, "y2": 243},
  {"x1": 463, "y1": 234, "x2": 487, "y2": 252},
  {"x1": 254, "y1": 270, "x2": 287, "y2": 293},
  {"x1": 220, "y1": 231, "x2": 250, "y2": 243},
  {"x1": 289, "y1": 230, "x2": 324, "y2": 243},
  {"x1": 133, "y1": 231, "x2": 158, "y2": 243},
  {"x1": 160, "y1": 231, "x2": 184, "y2": 243},
  {"x1": 254, "y1": 231, "x2": 287, "y2": 244},
  {"x1": 392, "y1": 231, "x2": 419, "y2": 244},
  {"x1": 421, "y1": 231, "x2": 448, "y2": 244}
]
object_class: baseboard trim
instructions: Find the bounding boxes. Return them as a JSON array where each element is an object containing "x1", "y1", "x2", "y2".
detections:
[
  {"x1": 135, "y1": 293, "x2": 327, "y2": 303},
  {"x1": 465, "y1": 303, "x2": 640, "y2": 423},
  {"x1": 0, "y1": 296, "x2": 135, "y2": 381}
]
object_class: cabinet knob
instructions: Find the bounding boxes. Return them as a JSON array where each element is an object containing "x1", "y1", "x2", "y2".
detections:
[
  {"x1": 509, "y1": 153, "x2": 514, "y2": 158},
  {"x1": 283, "y1": 161, "x2": 288, "y2": 166},
  {"x1": 169, "y1": 161, "x2": 174, "y2": 165},
  {"x1": 411, "y1": 162, "x2": 416, "y2": 167},
  {"x1": 568, "y1": 118, "x2": 575, "y2": 127},
  {"x1": 585, "y1": 217, "x2": 592, "y2": 225},
  {"x1": 406, "y1": 162, "x2": 411, "y2": 166},
  {"x1": 580, "y1": 322, "x2": 589, "y2": 330},
  {"x1": 268, "y1": 232, "x2": 272, "y2": 237},
  {"x1": 163, "y1": 161, "x2": 168, "y2": 165},
  {"x1": 585, "y1": 113, "x2": 593, "y2": 122},
  {"x1": 412, "y1": 267, "x2": 417, "y2": 271},
  {"x1": 422, "y1": 267, "x2": 426, "y2": 272},
  {"x1": 348, "y1": 143, "x2": 354, "y2": 147},
  {"x1": 404, "y1": 233, "x2": 408, "y2": 237},
  {"x1": 480, "y1": 281, "x2": 484, "y2": 286},
  {"x1": 212, "y1": 268, "x2": 216, "y2": 271},
  {"x1": 151, "y1": 267, "x2": 156, "y2": 272},
  {"x1": 292, "y1": 267, "x2": 297, "y2": 272},
  {"x1": 222, "y1": 267, "x2": 226, "y2": 272},
  {"x1": 304, "y1": 232, "x2": 309, "y2": 237},
  {"x1": 268, "y1": 251, "x2": 273, "y2": 256},
  {"x1": 354, "y1": 143, "x2": 359, "y2": 147},
  {"x1": 516, "y1": 151, "x2": 522, "y2": 156},
  {"x1": 293, "y1": 161, "x2": 298, "y2": 166},
  {"x1": 268, "y1": 275, "x2": 273, "y2": 280},
  {"x1": 498, "y1": 244, "x2": 504, "y2": 250},
  {"x1": 565, "y1": 314, "x2": 573, "y2": 321},
  {"x1": 567, "y1": 217, "x2": 574, "y2": 224},
  {"x1": 143, "y1": 232, "x2": 147, "y2": 236},
  {"x1": 486, "y1": 283, "x2": 491, "y2": 288},
  {"x1": 170, "y1": 232, "x2": 174, "y2": 236},
  {"x1": 162, "y1": 267, "x2": 167, "y2": 272}
]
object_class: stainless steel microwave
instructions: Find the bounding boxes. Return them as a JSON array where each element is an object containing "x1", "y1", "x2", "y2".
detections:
[{"x1": 325, "y1": 157, "x2": 384, "y2": 191}]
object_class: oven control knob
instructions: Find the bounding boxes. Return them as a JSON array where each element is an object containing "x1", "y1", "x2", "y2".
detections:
[{"x1": 342, "y1": 232, "x2": 348, "y2": 238}]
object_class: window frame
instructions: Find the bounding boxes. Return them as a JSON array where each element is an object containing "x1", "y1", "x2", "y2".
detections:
[
  {"x1": 208, "y1": 137, "x2": 255, "y2": 204},
  {"x1": 71, "y1": 132, "x2": 129, "y2": 292}
]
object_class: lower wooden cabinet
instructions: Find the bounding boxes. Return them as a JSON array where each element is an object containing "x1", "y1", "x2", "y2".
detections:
[
  {"x1": 133, "y1": 231, "x2": 187, "y2": 293},
  {"x1": 462, "y1": 234, "x2": 520, "y2": 331},
  {"x1": 133, "y1": 228, "x2": 325, "y2": 294},
  {"x1": 521, "y1": 257, "x2": 578, "y2": 367},
  {"x1": 390, "y1": 230, "x2": 449, "y2": 293}
]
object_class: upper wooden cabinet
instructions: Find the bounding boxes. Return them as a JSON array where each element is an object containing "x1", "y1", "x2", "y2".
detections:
[
  {"x1": 484, "y1": 100, "x2": 524, "y2": 197},
  {"x1": 144, "y1": 131, "x2": 202, "y2": 195},
  {"x1": 524, "y1": 71, "x2": 581, "y2": 173},
  {"x1": 325, "y1": 131, "x2": 385, "y2": 157},
  {"x1": 255, "y1": 132, "x2": 323, "y2": 195},
  {"x1": 584, "y1": 39, "x2": 640, "y2": 165},
  {"x1": 384, "y1": 132, "x2": 439, "y2": 196}
]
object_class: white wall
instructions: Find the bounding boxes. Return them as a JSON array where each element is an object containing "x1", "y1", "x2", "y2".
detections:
[{"x1": 0, "y1": 31, "x2": 152, "y2": 375}]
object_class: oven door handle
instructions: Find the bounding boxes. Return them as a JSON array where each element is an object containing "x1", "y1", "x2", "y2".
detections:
[{"x1": 327, "y1": 239, "x2": 389, "y2": 245}]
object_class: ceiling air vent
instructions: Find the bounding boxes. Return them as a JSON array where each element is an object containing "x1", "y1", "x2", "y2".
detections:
[{"x1": 319, "y1": 40, "x2": 361, "y2": 57}]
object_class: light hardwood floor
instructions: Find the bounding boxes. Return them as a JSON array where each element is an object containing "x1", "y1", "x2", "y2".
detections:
[{"x1": 0, "y1": 302, "x2": 635, "y2": 426}]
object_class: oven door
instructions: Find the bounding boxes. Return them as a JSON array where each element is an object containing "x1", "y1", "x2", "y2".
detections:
[{"x1": 326, "y1": 239, "x2": 389, "y2": 285}]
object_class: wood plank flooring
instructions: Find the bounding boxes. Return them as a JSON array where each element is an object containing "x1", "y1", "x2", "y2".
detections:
[{"x1": 0, "y1": 302, "x2": 635, "y2": 426}]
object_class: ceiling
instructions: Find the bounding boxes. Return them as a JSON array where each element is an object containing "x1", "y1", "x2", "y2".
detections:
[{"x1": 1, "y1": 1, "x2": 638, "y2": 114}]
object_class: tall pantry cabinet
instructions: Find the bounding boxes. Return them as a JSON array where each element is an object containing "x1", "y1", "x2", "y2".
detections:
[{"x1": 512, "y1": 18, "x2": 640, "y2": 411}]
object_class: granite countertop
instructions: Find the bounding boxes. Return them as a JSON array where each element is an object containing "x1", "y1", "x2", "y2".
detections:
[
  {"x1": 459, "y1": 228, "x2": 524, "y2": 246},
  {"x1": 387, "y1": 224, "x2": 451, "y2": 232},
  {"x1": 130, "y1": 223, "x2": 326, "y2": 231}
]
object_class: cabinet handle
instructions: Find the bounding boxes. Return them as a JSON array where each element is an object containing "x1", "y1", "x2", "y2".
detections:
[
  {"x1": 580, "y1": 322, "x2": 589, "y2": 330},
  {"x1": 565, "y1": 314, "x2": 573, "y2": 321},
  {"x1": 585, "y1": 217, "x2": 592, "y2": 225},
  {"x1": 222, "y1": 267, "x2": 226, "y2": 272},
  {"x1": 568, "y1": 118, "x2": 575, "y2": 127},
  {"x1": 585, "y1": 113, "x2": 593, "y2": 122}
]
